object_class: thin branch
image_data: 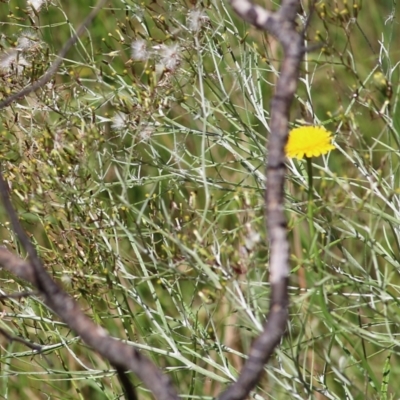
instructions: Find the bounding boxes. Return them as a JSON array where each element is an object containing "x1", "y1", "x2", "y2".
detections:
[
  {"x1": 0, "y1": 177, "x2": 179, "y2": 400},
  {"x1": 0, "y1": 0, "x2": 304, "y2": 399},
  {"x1": 0, "y1": 326, "x2": 53, "y2": 366},
  {"x1": 0, "y1": 290, "x2": 37, "y2": 299},
  {"x1": 0, "y1": 0, "x2": 108, "y2": 111},
  {"x1": 218, "y1": 1, "x2": 304, "y2": 399},
  {"x1": 0, "y1": 326, "x2": 44, "y2": 353},
  {"x1": 0, "y1": 1, "x2": 180, "y2": 397},
  {"x1": 116, "y1": 366, "x2": 138, "y2": 400}
]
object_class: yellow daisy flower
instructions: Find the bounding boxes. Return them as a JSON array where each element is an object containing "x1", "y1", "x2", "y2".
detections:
[{"x1": 285, "y1": 126, "x2": 336, "y2": 159}]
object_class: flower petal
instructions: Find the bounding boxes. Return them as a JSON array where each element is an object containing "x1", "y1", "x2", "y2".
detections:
[{"x1": 285, "y1": 126, "x2": 336, "y2": 160}]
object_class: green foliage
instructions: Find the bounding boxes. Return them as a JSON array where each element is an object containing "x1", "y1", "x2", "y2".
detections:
[{"x1": 0, "y1": 0, "x2": 399, "y2": 399}]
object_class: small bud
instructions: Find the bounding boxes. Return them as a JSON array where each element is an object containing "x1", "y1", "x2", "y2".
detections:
[{"x1": 372, "y1": 71, "x2": 392, "y2": 99}]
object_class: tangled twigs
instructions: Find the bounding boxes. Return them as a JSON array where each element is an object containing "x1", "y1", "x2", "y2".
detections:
[
  {"x1": 0, "y1": 0, "x2": 179, "y2": 397},
  {"x1": 0, "y1": 0, "x2": 107, "y2": 110},
  {"x1": 0, "y1": 174, "x2": 179, "y2": 400},
  {"x1": 0, "y1": 0, "x2": 305, "y2": 399}
]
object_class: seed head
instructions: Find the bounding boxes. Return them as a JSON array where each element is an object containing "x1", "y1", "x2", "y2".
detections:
[
  {"x1": 131, "y1": 39, "x2": 149, "y2": 62},
  {"x1": 160, "y1": 43, "x2": 181, "y2": 72},
  {"x1": 187, "y1": 9, "x2": 209, "y2": 32}
]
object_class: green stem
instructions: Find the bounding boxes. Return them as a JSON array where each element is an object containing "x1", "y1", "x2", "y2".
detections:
[
  {"x1": 306, "y1": 157, "x2": 321, "y2": 271},
  {"x1": 306, "y1": 158, "x2": 332, "y2": 323},
  {"x1": 306, "y1": 157, "x2": 315, "y2": 250}
]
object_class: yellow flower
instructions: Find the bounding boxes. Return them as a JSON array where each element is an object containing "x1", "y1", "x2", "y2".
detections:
[{"x1": 285, "y1": 126, "x2": 336, "y2": 159}]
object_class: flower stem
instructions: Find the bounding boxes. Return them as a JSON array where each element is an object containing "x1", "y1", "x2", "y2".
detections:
[
  {"x1": 306, "y1": 157, "x2": 321, "y2": 270},
  {"x1": 306, "y1": 158, "x2": 333, "y2": 329},
  {"x1": 306, "y1": 157, "x2": 316, "y2": 254}
]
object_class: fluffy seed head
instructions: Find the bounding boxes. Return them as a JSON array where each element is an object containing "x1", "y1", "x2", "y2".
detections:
[
  {"x1": 160, "y1": 43, "x2": 181, "y2": 72},
  {"x1": 111, "y1": 112, "x2": 128, "y2": 130},
  {"x1": 131, "y1": 39, "x2": 149, "y2": 62},
  {"x1": 187, "y1": 9, "x2": 209, "y2": 32},
  {"x1": 27, "y1": 0, "x2": 46, "y2": 14},
  {"x1": 0, "y1": 49, "x2": 30, "y2": 73},
  {"x1": 16, "y1": 29, "x2": 41, "y2": 51}
]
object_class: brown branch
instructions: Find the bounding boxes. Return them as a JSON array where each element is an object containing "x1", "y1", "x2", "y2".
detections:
[
  {"x1": 0, "y1": 325, "x2": 54, "y2": 367},
  {"x1": 0, "y1": 2, "x2": 180, "y2": 398},
  {"x1": 218, "y1": 1, "x2": 304, "y2": 399},
  {"x1": 0, "y1": 176, "x2": 179, "y2": 400},
  {"x1": 0, "y1": 0, "x2": 304, "y2": 398},
  {"x1": 0, "y1": 326, "x2": 45, "y2": 353},
  {"x1": 116, "y1": 366, "x2": 138, "y2": 400},
  {"x1": 0, "y1": 290, "x2": 37, "y2": 299}
]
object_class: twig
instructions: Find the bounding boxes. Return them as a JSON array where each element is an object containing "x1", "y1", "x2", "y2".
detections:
[
  {"x1": 0, "y1": 290, "x2": 37, "y2": 299},
  {"x1": 0, "y1": 326, "x2": 43, "y2": 353},
  {"x1": 0, "y1": 0, "x2": 305, "y2": 399},
  {"x1": 0, "y1": 0, "x2": 180, "y2": 397},
  {"x1": 0, "y1": 0, "x2": 108, "y2": 111},
  {"x1": 0, "y1": 326, "x2": 53, "y2": 366},
  {"x1": 116, "y1": 366, "x2": 138, "y2": 400},
  {"x1": 0, "y1": 176, "x2": 179, "y2": 400},
  {"x1": 218, "y1": 1, "x2": 304, "y2": 399}
]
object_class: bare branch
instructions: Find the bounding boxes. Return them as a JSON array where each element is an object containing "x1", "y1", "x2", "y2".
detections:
[
  {"x1": 0, "y1": 290, "x2": 37, "y2": 299},
  {"x1": 0, "y1": 0, "x2": 305, "y2": 398},
  {"x1": 116, "y1": 366, "x2": 138, "y2": 400},
  {"x1": 0, "y1": 176, "x2": 179, "y2": 400},
  {"x1": 0, "y1": 1, "x2": 180, "y2": 397},
  {"x1": 0, "y1": 0, "x2": 108, "y2": 111},
  {"x1": 218, "y1": 1, "x2": 304, "y2": 399},
  {"x1": 0, "y1": 326, "x2": 44, "y2": 353},
  {"x1": 0, "y1": 326, "x2": 53, "y2": 366}
]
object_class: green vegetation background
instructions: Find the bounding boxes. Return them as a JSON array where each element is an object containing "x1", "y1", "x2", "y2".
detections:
[{"x1": 0, "y1": 0, "x2": 399, "y2": 399}]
